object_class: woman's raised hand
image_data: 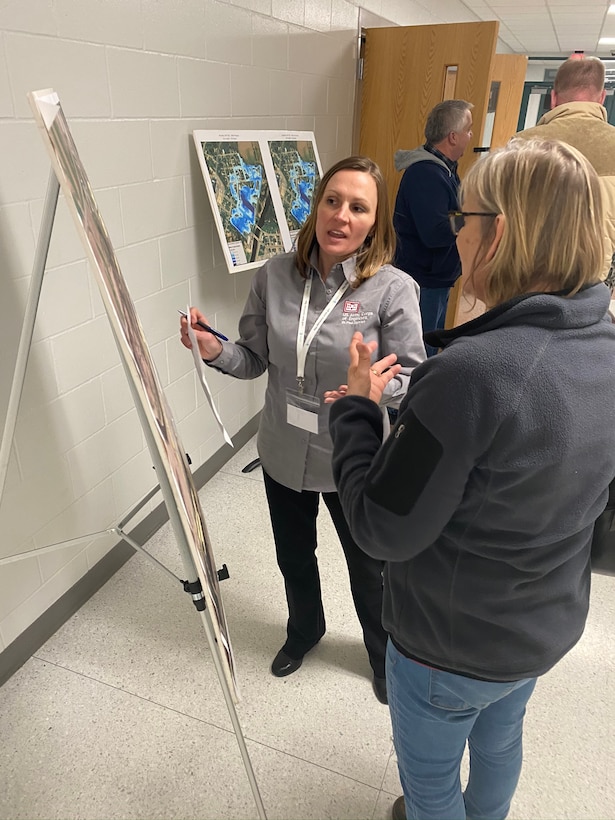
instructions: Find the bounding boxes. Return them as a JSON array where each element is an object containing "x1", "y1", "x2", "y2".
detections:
[{"x1": 324, "y1": 331, "x2": 401, "y2": 405}]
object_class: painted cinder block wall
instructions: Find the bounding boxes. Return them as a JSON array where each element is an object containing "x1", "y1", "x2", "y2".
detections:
[{"x1": 0, "y1": 0, "x2": 482, "y2": 653}]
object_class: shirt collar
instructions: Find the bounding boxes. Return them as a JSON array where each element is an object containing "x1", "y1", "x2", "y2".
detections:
[
  {"x1": 538, "y1": 101, "x2": 607, "y2": 127},
  {"x1": 341, "y1": 256, "x2": 358, "y2": 285},
  {"x1": 424, "y1": 143, "x2": 458, "y2": 174},
  {"x1": 309, "y1": 247, "x2": 357, "y2": 287},
  {"x1": 424, "y1": 283, "x2": 609, "y2": 350}
]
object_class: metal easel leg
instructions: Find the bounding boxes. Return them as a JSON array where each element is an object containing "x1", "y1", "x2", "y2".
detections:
[
  {"x1": 0, "y1": 169, "x2": 60, "y2": 500},
  {"x1": 117, "y1": 527, "x2": 267, "y2": 820}
]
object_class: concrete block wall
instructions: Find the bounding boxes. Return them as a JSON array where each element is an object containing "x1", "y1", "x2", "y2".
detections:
[{"x1": 0, "y1": 0, "x2": 479, "y2": 653}]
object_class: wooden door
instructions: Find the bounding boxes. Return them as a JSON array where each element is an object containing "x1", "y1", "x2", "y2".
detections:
[
  {"x1": 359, "y1": 21, "x2": 500, "y2": 211},
  {"x1": 489, "y1": 54, "x2": 528, "y2": 148},
  {"x1": 444, "y1": 54, "x2": 527, "y2": 329}
]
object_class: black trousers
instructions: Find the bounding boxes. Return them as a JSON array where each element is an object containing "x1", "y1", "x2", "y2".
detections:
[{"x1": 263, "y1": 470, "x2": 387, "y2": 677}]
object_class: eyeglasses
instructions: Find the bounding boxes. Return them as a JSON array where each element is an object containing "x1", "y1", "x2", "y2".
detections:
[{"x1": 448, "y1": 211, "x2": 498, "y2": 236}]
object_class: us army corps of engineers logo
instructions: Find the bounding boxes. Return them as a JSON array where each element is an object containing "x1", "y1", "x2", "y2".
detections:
[{"x1": 341, "y1": 299, "x2": 374, "y2": 325}]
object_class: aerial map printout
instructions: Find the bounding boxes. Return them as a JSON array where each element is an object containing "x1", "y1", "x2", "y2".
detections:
[
  {"x1": 193, "y1": 131, "x2": 322, "y2": 273},
  {"x1": 268, "y1": 140, "x2": 320, "y2": 245}
]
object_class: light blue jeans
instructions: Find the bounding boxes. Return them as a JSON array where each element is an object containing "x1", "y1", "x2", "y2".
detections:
[{"x1": 386, "y1": 640, "x2": 537, "y2": 820}]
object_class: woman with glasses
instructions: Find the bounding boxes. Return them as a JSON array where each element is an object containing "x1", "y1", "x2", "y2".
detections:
[{"x1": 326, "y1": 138, "x2": 615, "y2": 819}]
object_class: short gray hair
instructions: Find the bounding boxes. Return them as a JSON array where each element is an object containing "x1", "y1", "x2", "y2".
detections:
[{"x1": 425, "y1": 100, "x2": 473, "y2": 145}]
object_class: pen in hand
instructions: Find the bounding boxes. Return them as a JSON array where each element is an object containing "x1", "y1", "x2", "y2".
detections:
[{"x1": 178, "y1": 310, "x2": 229, "y2": 342}]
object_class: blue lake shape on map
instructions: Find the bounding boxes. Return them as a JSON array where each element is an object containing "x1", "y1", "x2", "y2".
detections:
[
  {"x1": 289, "y1": 160, "x2": 317, "y2": 226},
  {"x1": 228, "y1": 161, "x2": 263, "y2": 237}
]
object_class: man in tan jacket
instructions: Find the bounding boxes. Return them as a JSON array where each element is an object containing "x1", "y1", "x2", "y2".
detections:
[{"x1": 517, "y1": 56, "x2": 615, "y2": 279}]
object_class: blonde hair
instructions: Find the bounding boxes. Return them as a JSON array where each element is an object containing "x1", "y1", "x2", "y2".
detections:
[
  {"x1": 460, "y1": 138, "x2": 604, "y2": 307},
  {"x1": 295, "y1": 156, "x2": 396, "y2": 287}
]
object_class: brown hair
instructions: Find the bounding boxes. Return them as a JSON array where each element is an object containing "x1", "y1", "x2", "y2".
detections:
[
  {"x1": 460, "y1": 138, "x2": 604, "y2": 307},
  {"x1": 295, "y1": 155, "x2": 396, "y2": 286},
  {"x1": 553, "y1": 56, "x2": 605, "y2": 98}
]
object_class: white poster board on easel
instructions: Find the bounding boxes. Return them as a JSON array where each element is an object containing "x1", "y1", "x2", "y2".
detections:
[{"x1": 1, "y1": 87, "x2": 267, "y2": 819}]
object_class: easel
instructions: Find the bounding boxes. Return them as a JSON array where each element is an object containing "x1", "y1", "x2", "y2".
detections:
[{"x1": 0, "y1": 110, "x2": 267, "y2": 818}]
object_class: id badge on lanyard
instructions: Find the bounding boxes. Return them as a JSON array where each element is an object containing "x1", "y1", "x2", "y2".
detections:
[
  {"x1": 286, "y1": 273, "x2": 349, "y2": 434},
  {"x1": 285, "y1": 388, "x2": 320, "y2": 434}
]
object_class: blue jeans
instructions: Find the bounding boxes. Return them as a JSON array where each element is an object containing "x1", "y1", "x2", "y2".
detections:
[
  {"x1": 419, "y1": 286, "x2": 450, "y2": 356},
  {"x1": 387, "y1": 640, "x2": 537, "y2": 820}
]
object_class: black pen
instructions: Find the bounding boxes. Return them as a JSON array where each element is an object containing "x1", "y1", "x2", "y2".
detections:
[{"x1": 178, "y1": 310, "x2": 229, "y2": 341}]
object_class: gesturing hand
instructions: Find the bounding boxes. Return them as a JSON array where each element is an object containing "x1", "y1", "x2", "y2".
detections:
[{"x1": 324, "y1": 332, "x2": 401, "y2": 405}]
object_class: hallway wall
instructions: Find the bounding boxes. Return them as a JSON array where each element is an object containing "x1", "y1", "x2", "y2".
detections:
[{"x1": 0, "y1": 0, "x2": 483, "y2": 654}]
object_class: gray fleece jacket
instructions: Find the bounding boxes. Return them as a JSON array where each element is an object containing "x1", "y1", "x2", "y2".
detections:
[{"x1": 330, "y1": 284, "x2": 615, "y2": 681}]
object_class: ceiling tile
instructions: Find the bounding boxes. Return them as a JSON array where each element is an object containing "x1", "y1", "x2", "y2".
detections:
[
  {"x1": 517, "y1": 36, "x2": 559, "y2": 45},
  {"x1": 554, "y1": 26, "x2": 604, "y2": 35},
  {"x1": 461, "y1": 0, "x2": 613, "y2": 55},
  {"x1": 465, "y1": 0, "x2": 615, "y2": 58},
  {"x1": 487, "y1": 0, "x2": 547, "y2": 6},
  {"x1": 488, "y1": 5, "x2": 548, "y2": 12},
  {"x1": 559, "y1": 40, "x2": 601, "y2": 50},
  {"x1": 547, "y1": 0, "x2": 606, "y2": 5},
  {"x1": 551, "y1": 12, "x2": 607, "y2": 23},
  {"x1": 509, "y1": 24, "x2": 555, "y2": 32},
  {"x1": 498, "y1": 12, "x2": 553, "y2": 19}
]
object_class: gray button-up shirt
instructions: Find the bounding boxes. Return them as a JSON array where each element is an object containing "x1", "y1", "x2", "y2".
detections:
[{"x1": 208, "y1": 252, "x2": 425, "y2": 492}]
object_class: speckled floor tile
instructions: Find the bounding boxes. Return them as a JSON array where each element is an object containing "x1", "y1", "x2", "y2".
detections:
[
  {"x1": 198, "y1": 470, "x2": 396, "y2": 788},
  {"x1": 218, "y1": 435, "x2": 263, "y2": 481},
  {"x1": 35, "y1": 473, "x2": 277, "y2": 735},
  {"x1": 31, "y1": 452, "x2": 395, "y2": 791},
  {"x1": 372, "y1": 790, "x2": 398, "y2": 820},
  {"x1": 0, "y1": 657, "x2": 385, "y2": 820},
  {"x1": 0, "y1": 657, "x2": 257, "y2": 820},
  {"x1": 247, "y1": 741, "x2": 382, "y2": 820},
  {"x1": 4, "y1": 436, "x2": 615, "y2": 820},
  {"x1": 380, "y1": 748, "x2": 401, "y2": 798}
]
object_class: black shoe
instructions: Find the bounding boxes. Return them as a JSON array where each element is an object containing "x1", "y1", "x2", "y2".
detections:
[
  {"x1": 391, "y1": 796, "x2": 406, "y2": 820},
  {"x1": 372, "y1": 674, "x2": 388, "y2": 704},
  {"x1": 271, "y1": 649, "x2": 303, "y2": 677}
]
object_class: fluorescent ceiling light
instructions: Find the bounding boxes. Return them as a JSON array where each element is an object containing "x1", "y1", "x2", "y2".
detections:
[
  {"x1": 599, "y1": 37, "x2": 615, "y2": 43},
  {"x1": 609, "y1": 4, "x2": 615, "y2": 12}
]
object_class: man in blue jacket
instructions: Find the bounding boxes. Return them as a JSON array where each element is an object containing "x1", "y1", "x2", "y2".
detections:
[{"x1": 393, "y1": 100, "x2": 474, "y2": 355}]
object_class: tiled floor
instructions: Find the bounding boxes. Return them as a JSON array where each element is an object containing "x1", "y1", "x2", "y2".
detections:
[{"x1": 1, "y1": 436, "x2": 614, "y2": 820}]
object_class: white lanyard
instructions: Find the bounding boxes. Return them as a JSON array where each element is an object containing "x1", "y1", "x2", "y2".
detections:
[{"x1": 296, "y1": 272, "x2": 350, "y2": 392}]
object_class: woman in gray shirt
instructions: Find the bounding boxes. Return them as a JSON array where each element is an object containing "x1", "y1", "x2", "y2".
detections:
[{"x1": 181, "y1": 156, "x2": 425, "y2": 703}]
